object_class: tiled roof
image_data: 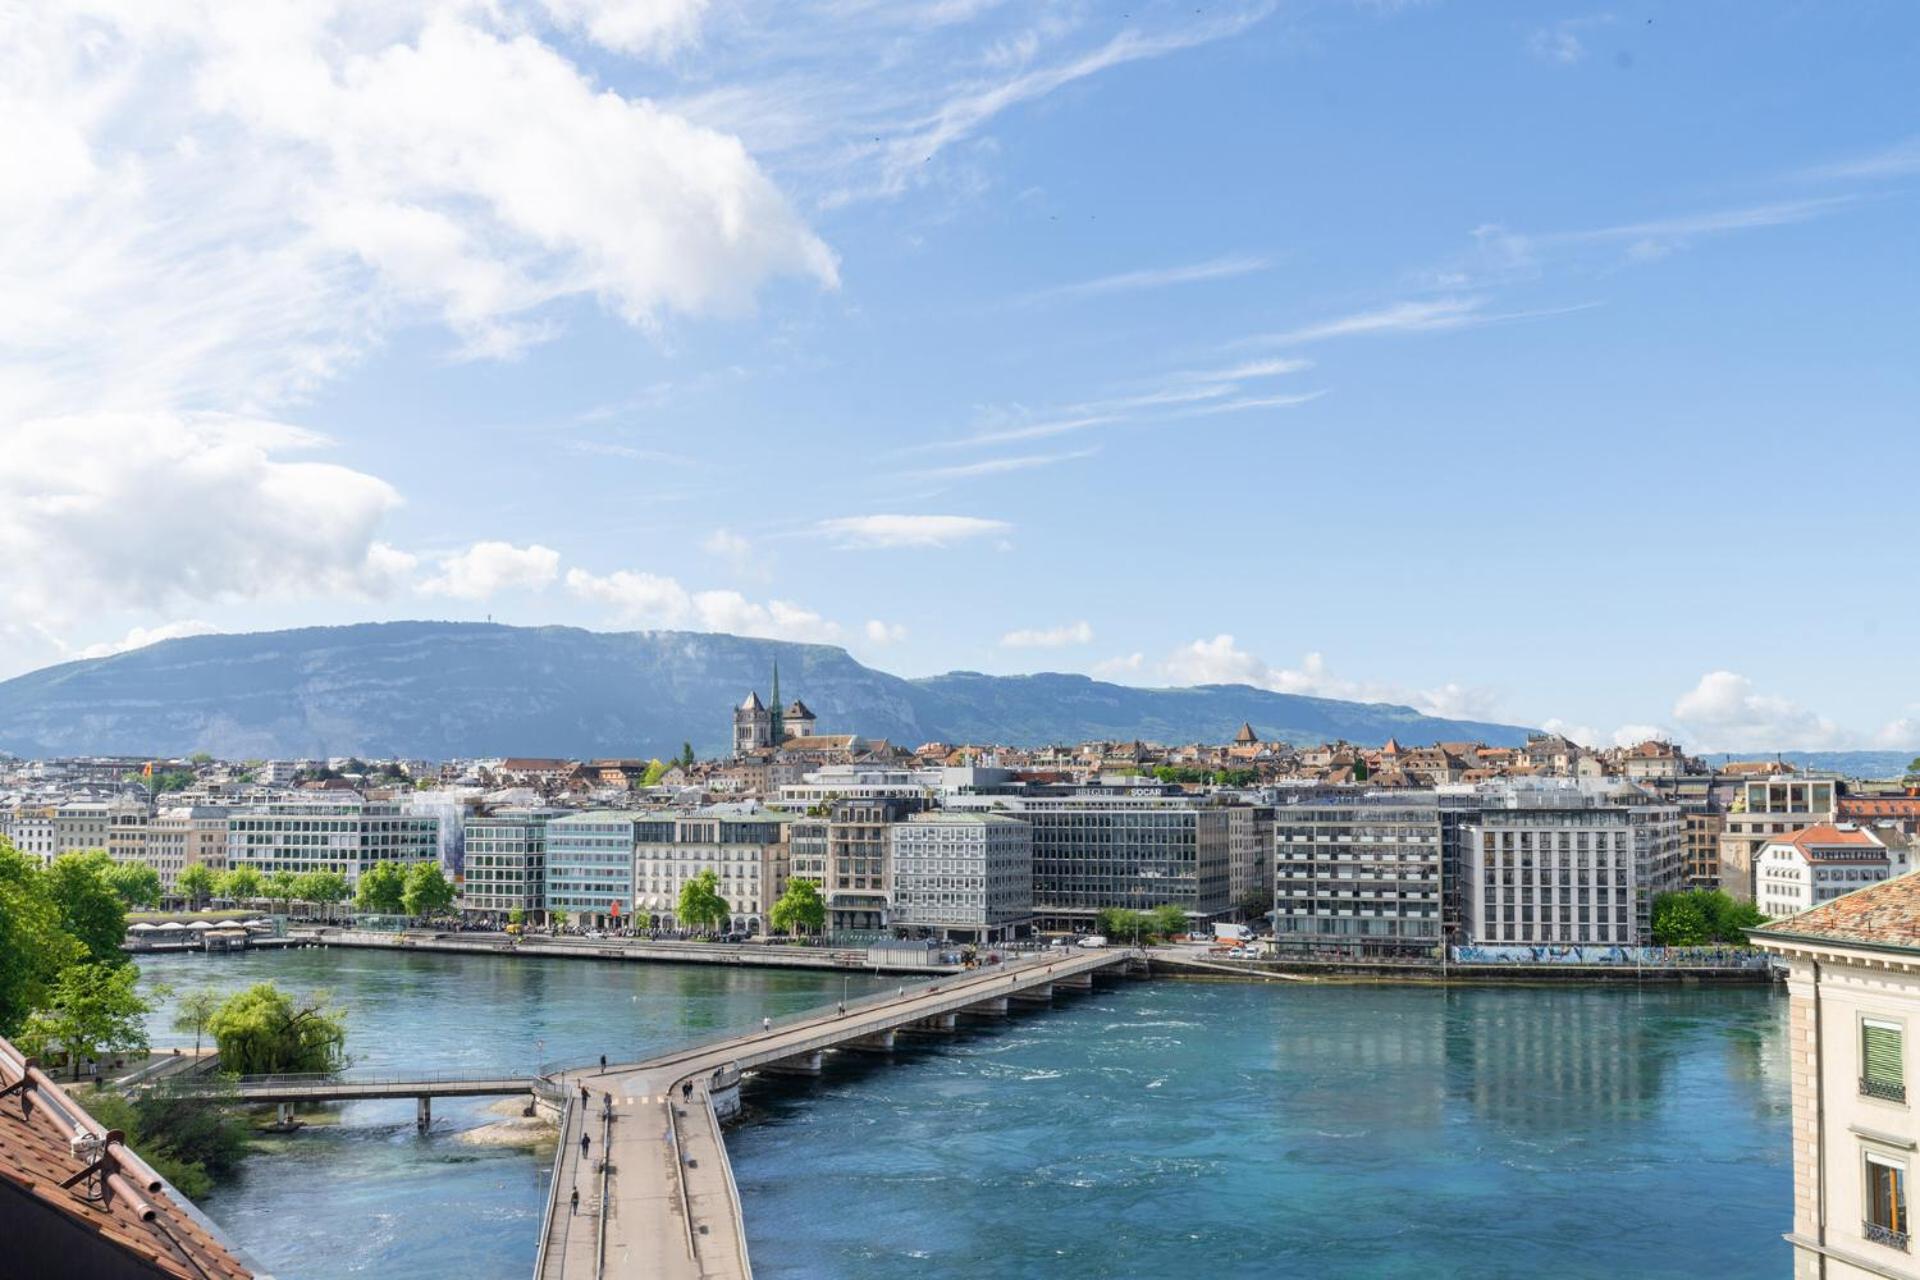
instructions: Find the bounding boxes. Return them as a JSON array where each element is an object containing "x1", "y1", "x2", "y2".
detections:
[
  {"x1": 1752, "y1": 872, "x2": 1920, "y2": 954},
  {"x1": 0, "y1": 1038, "x2": 257, "y2": 1279},
  {"x1": 1768, "y1": 823, "x2": 1884, "y2": 850}
]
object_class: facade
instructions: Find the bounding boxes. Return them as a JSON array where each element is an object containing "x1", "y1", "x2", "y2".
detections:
[
  {"x1": 226, "y1": 798, "x2": 440, "y2": 882},
  {"x1": 1225, "y1": 802, "x2": 1275, "y2": 917},
  {"x1": 1753, "y1": 880, "x2": 1920, "y2": 1279},
  {"x1": 733, "y1": 691, "x2": 774, "y2": 757},
  {"x1": 823, "y1": 796, "x2": 928, "y2": 935},
  {"x1": 632, "y1": 806, "x2": 792, "y2": 934},
  {"x1": 1272, "y1": 793, "x2": 1456, "y2": 958},
  {"x1": 1462, "y1": 783, "x2": 1684, "y2": 947},
  {"x1": 1757, "y1": 824, "x2": 1896, "y2": 919},
  {"x1": 146, "y1": 807, "x2": 231, "y2": 890},
  {"x1": 889, "y1": 811, "x2": 1033, "y2": 942},
  {"x1": 460, "y1": 808, "x2": 563, "y2": 921},
  {"x1": 1721, "y1": 777, "x2": 1839, "y2": 904},
  {"x1": 544, "y1": 811, "x2": 637, "y2": 928}
]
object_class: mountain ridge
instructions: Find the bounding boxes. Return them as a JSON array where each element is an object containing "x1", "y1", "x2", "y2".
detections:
[{"x1": 0, "y1": 621, "x2": 1537, "y2": 759}]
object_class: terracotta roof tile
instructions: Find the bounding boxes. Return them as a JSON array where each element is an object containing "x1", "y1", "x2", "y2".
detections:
[{"x1": 1752, "y1": 872, "x2": 1920, "y2": 954}]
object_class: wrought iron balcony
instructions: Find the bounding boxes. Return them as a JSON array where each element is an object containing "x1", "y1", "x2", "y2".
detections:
[
  {"x1": 1861, "y1": 1076, "x2": 1907, "y2": 1103},
  {"x1": 1864, "y1": 1220, "x2": 1909, "y2": 1251}
]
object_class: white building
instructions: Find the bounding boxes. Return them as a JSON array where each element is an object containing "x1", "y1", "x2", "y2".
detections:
[
  {"x1": 1758, "y1": 824, "x2": 1897, "y2": 919},
  {"x1": 145, "y1": 808, "x2": 231, "y2": 890},
  {"x1": 632, "y1": 805, "x2": 791, "y2": 934},
  {"x1": 1462, "y1": 781, "x2": 1684, "y2": 947},
  {"x1": 226, "y1": 797, "x2": 440, "y2": 883},
  {"x1": 1753, "y1": 879, "x2": 1920, "y2": 1278},
  {"x1": 1720, "y1": 776, "x2": 1840, "y2": 904},
  {"x1": 888, "y1": 811, "x2": 1033, "y2": 943},
  {"x1": 776, "y1": 765, "x2": 939, "y2": 807}
]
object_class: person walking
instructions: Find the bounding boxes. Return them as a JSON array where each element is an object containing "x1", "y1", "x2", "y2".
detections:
[
  {"x1": 762, "y1": 1017, "x2": 771, "y2": 1032},
  {"x1": 570, "y1": 1187, "x2": 580, "y2": 1216},
  {"x1": 599, "y1": 1054, "x2": 607, "y2": 1071},
  {"x1": 581, "y1": 1132, "x2": 590, "y2": 1157},
  {"x1": 682, "y1": 1081, "x2": 692, "y2": 1101}
]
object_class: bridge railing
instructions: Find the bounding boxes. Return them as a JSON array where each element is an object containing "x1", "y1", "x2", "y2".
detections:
[{"x1": 181, "y1": 1068, "x2": 530, "y2": 1092}]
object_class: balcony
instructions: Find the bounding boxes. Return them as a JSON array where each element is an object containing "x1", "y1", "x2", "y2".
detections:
[
  {"x1": 1862, "y1": 1076, "x2": 1907, "y2": 1103},
  {"x1": 1864, "y1": 1221, "x2": 1909, "y2": 1251}
]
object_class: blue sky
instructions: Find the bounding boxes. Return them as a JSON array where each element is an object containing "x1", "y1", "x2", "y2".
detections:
[{"x1": 3, "y1": 0, "x2": 1916, "y2": 752}]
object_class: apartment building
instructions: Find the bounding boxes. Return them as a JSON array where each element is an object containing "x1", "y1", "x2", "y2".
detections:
[
  {"x1": 1721, "y1": 777, "x2": 1839, "y2": 904},
  {"x1": 1272, "y1": 792, "x2": 1459, "y2": 958},
  {"x1": 460, "y1": 808, "x2": 564, "y2": 921},
  {"x1": 226, "y1": 798, "x2": 440, "y2": 882},
  {"x1": 1757, "y1": 824, "x2": 1897, "y2": 919},
  {"x1": 544, "y1": 811, "x2": 636, "y2": 929},
  {"x1": 633, "y1": 805, "x2": 791, "y2": 934},
  {"x1": 823, "y1": 796, "x2": 928, "y2": 935},
  {"x1": 889, "y1": 810, "x2": 1033, "y2": 943},
  {"x1": 1462, "y1": 783, "x2": 1684, "y2": 947},
  {"x1": 1753, "y1": 881, "x2": 1920, "y2": 1279},
  {"x1": 1225, "y1": 802, "x2": 1275, "y2": 918},
  {"x1": 145, "y1": 808, "x2": 231, "y2": 890}
]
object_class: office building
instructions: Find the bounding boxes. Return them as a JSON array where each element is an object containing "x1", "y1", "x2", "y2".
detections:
[
  {"x1": 226, "y1": 797, "x2": 440, "y2": 882},
  {"x1": 544, "y1": 811, "x2": 637, "y2": 928},
  {"x1": 889, "y1": 810, "x2": 1033, "y2": 943},
  {"x1": 461, "y1": 808, "x2": 564, "y2": 921}
]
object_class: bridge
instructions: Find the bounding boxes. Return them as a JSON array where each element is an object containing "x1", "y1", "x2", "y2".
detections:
[
  {"x1": 170, "y1": 1070, "x2": 535, "y2": 1131},
  {"x1": 534, "y1": 946, "x2": 1140, "y2": 1280}
]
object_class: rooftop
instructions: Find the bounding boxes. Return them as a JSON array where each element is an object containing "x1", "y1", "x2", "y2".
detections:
[{"x1": 1752, "y1": 872, "x2": 1920, "y2": 956}]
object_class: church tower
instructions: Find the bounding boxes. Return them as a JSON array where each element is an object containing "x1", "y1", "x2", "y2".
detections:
[{"x1": 770, "y1": 661, "x2": 785, "y2": 747}]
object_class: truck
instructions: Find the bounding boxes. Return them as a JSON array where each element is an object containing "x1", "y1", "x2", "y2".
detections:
[{"x1": 1213, "y1": 923, "x2": 1251, "y2": 944}]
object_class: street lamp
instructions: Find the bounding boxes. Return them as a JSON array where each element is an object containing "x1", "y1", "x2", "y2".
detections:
[{"x1": 536, "y1": 1037, "x2": 545, "y2": 1077}]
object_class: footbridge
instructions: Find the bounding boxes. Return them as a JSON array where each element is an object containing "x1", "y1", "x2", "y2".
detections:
[
  {"x1": 534, "y1": 946, "x2": 1141, "y2": 1280},
  {"x1": 171, "y1": 1070, "x2": 534, "y2": 1131}
]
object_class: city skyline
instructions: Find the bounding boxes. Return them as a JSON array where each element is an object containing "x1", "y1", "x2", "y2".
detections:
[{"x1": 4, "y1": 2, "x2": 1917, "y2": 754}]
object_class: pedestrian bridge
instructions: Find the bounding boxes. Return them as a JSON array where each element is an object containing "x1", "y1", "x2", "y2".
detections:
[
  {"x1": 535, "y1": 946, "x2": 1141, "y2": 1280},
  {"x1": 169, "y1": 1070, "x2": 534, "y2": 1130}
]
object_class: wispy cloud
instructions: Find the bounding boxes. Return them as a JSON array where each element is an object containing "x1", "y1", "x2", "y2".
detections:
[
  {"x1": 906, "y1": 447, "x2": 1099, "y2": 481},
  {"x1": 1798, "y1": 136, "x2": 1920, "y2": 183},
  {"x1": 815, "y1": 514, "x2": 1011, "y2": 548},
  {"x1": 1016, "y1": 254, "x2": 1271, "y2": 305},
  {"x1": 1528, "y1": 15, "x2": 1614, "y2": 65},
  {"x1": 1176, "y1": 390, "x2": 1327, "y2": 417},
  {"x1": 1552, "y1": 196, "x2": 1854, "y2": 247},
  {"x1": 1169, "y1": 357, "x2": 1313, "y2": 383},
  {"x1": 1252, "y1": 296, "x2": 1490, "y2": 346}
]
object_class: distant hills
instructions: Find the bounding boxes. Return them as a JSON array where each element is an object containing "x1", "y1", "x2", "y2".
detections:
[{"x1": 0, "y1": 621, "x2": 1537, "y2": 760}]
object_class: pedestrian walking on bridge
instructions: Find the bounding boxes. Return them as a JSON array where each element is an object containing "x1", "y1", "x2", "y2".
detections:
[
  {"x1": 570, "y1": 1187, "x2": 579, "y2": 1216},
  {"x1": 581, "y1": 1132, "x2": 590, "y2": 1157}
]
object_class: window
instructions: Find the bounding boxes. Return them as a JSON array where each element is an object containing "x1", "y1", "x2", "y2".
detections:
[
  {"x1": 1864, "y1": 1019, "x2": 1906, "y2": 1103},
  {"x1": 1868, "y1": 1153, "x2": 1909, "y2": 1250}
]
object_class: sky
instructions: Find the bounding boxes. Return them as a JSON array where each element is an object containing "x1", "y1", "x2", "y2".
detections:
[{"x1": 2, "y1": 0, "x2": 1916, "y2": 754}]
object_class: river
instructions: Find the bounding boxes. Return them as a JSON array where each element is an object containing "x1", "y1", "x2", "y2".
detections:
[{"x1": 137, "y1": 952, "x2": 1790, "y2": 1279}]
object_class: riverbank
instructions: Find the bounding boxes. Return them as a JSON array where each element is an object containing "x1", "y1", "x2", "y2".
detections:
[
  {"x1": 1147, "y1": 949, "x2": 1780, "y2": 984},
  {"x1": 300, "y1": 927, "x2": 969, "y2": 974}
]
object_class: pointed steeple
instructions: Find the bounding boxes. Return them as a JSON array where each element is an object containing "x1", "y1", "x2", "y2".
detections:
[{"x1": 770, "y1": 660, "x2": 784, "y2": 745}]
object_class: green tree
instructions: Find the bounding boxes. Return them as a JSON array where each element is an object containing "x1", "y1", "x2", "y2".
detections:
[
  {"x1": 677, "y1": 868, "x2": 731, "y2": 934},
  {"x1": 679, "y1": 742, "x2": 697, "y2": 769},
  {"x1": 402, "y1": 862, "x2": 455, "y2": 919},
  {"x1": 217, "y1": 865, "x2": 263, "y2": 905},
  {"x1": 45, "y1": 851, "x2": 129, "y2": 967},
  {"x1": 0, "y1": 840, "x2": 86, "y2": 1037},
  {"x1": 1149, "y1": 904, "x2": 1190, "y2": 939},
  {"x1": 1095, "y1": 906, "x2": 1151, "y2": 944},
  {"x1": 172, "y1": 989, "x2": 222, "y2": 1055},
  {"x1": 189, "y1": 752, "x2": 215, "y2": 765},
  {"x1": 354, "y1": 862, "x2": 406, "y2": 914},
  {"x1": 639, "y1": 758, "x2": 668, "y2": 787},
  {"x1": 293, "y1": 870, "x2": 349, "y2": 922},
  {"x1": 85, "y1": 1081, "x2": 249, "y2": 1199},
  {"x1": 551, "y1": 909, "x2": 570, "y2": 929},
  {"x1": 207, "y1": 982, "x2": 347, "y2": 1075},
  {"x1": 507, "y1": 907, "x2": 526, "y2": 928},
  {"x1": 103, "y1": 860, "x2": 163, "y2": 908},
  {"x1": 770, "y1": 878, "x2": 826, "y2": 936},
  {"x1": 263, "y1": 870, "x2": 299, "y2": 912},
  {"x1": 17, "y1": 962, "x2": 151, "y2": 1079},
  {"x1": 177, "y1": 863, "x2": 217, "y2": 909},
  {"x1": 1651, "y1": 891, "x2": 1713, "y2": 946}
]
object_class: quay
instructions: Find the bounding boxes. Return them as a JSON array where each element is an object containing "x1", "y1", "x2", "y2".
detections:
[
  {"x1": 304, "y1": 927, "x2": 970, "y2": 975},
  {"x1": 534, "y1": 946, "x2": 1140, "y2": 1280}
]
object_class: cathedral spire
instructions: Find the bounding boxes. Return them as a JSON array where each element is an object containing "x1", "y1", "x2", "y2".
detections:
[{"x1": 770, "y1": 660, "x2": 784, "y2": 745}]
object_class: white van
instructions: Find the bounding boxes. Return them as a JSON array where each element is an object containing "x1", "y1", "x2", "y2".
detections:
[{"x1": 1077, "y1": 935, "x2": 1108, "y2": 949}]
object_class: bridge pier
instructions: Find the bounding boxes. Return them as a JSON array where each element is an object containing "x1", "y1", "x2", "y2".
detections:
[
  {"x1": 275, "y1": 1102, "x2": 292, "y2": 1129},
  {"x1": 843, "y1": 1030, "x2": 898, "y2": 1053},
  {"x1": 1054, "y1": 971, "x2": 1094, "y2": 991},
  {"x1": 901, "y1": 1012, "x2": 958, "y2": 1035},
  {"x1": 760, "y1": 1050, "x2": 825, "y2": 1076},
  {"x1": 416, "y1": 1095, "x2": 431, "y2": 1132},
  {"x1": 1010, "y1": 983, "x2": 1053, "y2": 1004},
  {"x1": 963, "y1": 996, "x2": 1009, "y2": 1018}
]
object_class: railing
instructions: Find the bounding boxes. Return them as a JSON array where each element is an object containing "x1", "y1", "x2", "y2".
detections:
[
  {"x1": 1865, "y1": 1220, "x2": 1910, "y2": 1251},
  {"x1": 1861, "y1": 1076, "x2": 1907, "y2": 1104},
  {"x1": 182, "y1": 1068, "x2": 529, "y2": 1093},
  {"x1": 532, "y1": 1091, "x2": 575, "y2": 1279}
]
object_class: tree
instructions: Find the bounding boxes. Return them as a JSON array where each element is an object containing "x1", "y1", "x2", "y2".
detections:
[
  {"x1": 1651, "y1": 891, "x2": 1713, "y2": 946},
  {"x1": 354, "y1": 862, "x2": 406, "y2": 914},
  {"x1": 639, "y1": 758, "x2": 668, "y2": 787},
  {"x1": 102, "y1": 861, "x2": 163, "y2": 909},
  {"x1": 1149, "y1": 904, "x2": 1190, "y2": 940},
  {"x1": 507, "y1": 907, "x2": 525, "y2": 928},
  {"x1": 17, "y1": 962, "x2": 151, "y2": 1079},
  {"x1": 207, "y1": 982, "x2": 347, "y2": 1075},
  {"x1": 1095, "y1": 906, "x2": 1151, "y2": 944},
  {"x1": 263, "y1": 870, "x2": 299, "y2": 912},
  {"x1": 45, "y1": 851, "x2": 128, "y2": 967},
  {"x1": 177, "y1": 863, "x2": 217, "y2": 909},
  {"x1": 770, "y1": 878, "x2": 826, "y2": 936},
  {"x1": 551, "y1": 909, "x2": 570, "y2": 929},
  {"x1": 293, "y1": 870, "x2": 349, "y2": 922},
  {"x1": 0, "y1": 841, "x2": 86, "y2": 1037},
  {"x1": 172, "y1": 990, "x2": 222, "y2": 1055},
  {"x1": 679, "y1": 742, "x2": 697, "y2": 769},
  {"x1": 402, "y1": 862, "x2": 455, "y2": 919},
  {"x1": 189, "y1": 752, "x2": 215, "y2": 765},
  {"x1": 677, "y1": 868, "x2": 731, "y2": 934},
  {"x1": 217, "y1": 865, "x2": 263, "y2": 905}
]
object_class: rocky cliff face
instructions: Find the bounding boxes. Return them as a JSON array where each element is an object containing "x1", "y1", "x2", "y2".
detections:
[{"x1": 0, "y1": 621, "x2": 1534, "y2": 759}]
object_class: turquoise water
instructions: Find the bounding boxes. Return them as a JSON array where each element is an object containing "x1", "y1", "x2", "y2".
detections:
[{"x1": 138, "y1": 955, "x2": 1790, "y2": 1279}]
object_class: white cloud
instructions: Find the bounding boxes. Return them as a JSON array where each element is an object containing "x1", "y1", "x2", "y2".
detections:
[
  {"x1": 1160, "y1": 636, "x2": 1497, "y2": 719},
  {"x1": 0, "y1": 2, "x2": 835, "y2": 422},
  {"x1": 1801, "y1": 136, "x2": 1920, "y2": 183},
  {"x1": 864, "y1": 619, "x2": 908, "y2": 645},
  {"x1": 703, "y1": 528, "x2": 753, "y2": 560},
  {"x1": 564, "y1": 567, "x2": 842, "y2": 641},
  {"x1": 1018, "y1": 254, "x2": 1269, "y2": 305},
  {"x1": 815, "y1": 514, "x2": 1011, "y2": 548},
  {"x1": 1609, "y1": 723, "x2": 1674, "y2": 749},
  {"x1": 0, "y1": 412, "x2": 403, "y2": 626},
  {"x1": 421, "y1": 541, "x2": 561, "y2": 600},
  {"x1": 75, "y1": 621, "x2": 222, "y2": 661},
  {"x1": 906, "y1": 449, "x2": 1098, "y2": 482},
  {"x1": 1001, "y1": 621, "x2": 1093, "y2": 649},
  {"x1": 538, "y1": 0, "x2": 712, "y2": 58},
  {"x1": 1528, "y1": 16, "x2": 1612, "y2": 65},
  {"x1": 1671, "y1": 670, "x2": 1843, "y2": 753},
  {"x1": 1253, "y1": 297, "x2": 1490, "y2": 347}
]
